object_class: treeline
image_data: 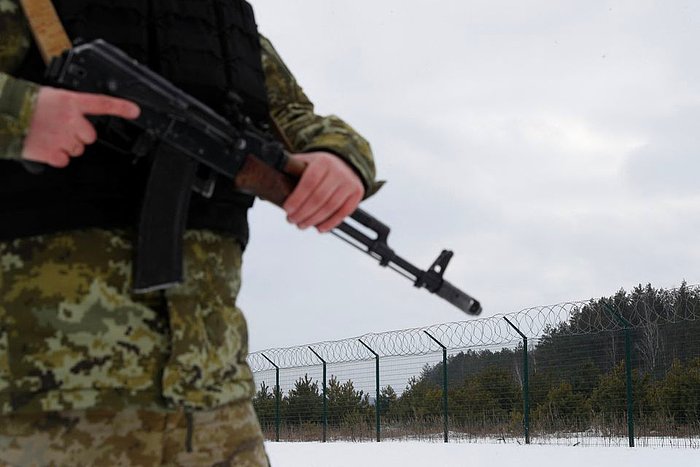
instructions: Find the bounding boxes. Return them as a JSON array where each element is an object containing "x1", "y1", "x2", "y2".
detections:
[
  {"x1": 254, "y1": 374, "x2": 375, "y2": 438},
  {"x1": 253, "y1": 283, "x2": 700, "y2": 439}
]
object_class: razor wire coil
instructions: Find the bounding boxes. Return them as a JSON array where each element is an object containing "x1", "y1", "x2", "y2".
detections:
[{"x1": 249, "y1": 284, "x2": 700, "y2": 371}]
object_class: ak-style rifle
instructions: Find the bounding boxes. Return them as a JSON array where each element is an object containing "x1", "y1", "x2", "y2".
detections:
[{"x1": 44, "y1": 39, "x2": 482, "y2": 315}]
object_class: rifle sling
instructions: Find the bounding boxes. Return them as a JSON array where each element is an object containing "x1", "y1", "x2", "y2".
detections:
[{"x1": 19, "y1": 0, "x2": 72, "y2": 64}]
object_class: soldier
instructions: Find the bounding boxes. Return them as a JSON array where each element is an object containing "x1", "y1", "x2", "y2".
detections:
[{"x1": 0, "y1": 0, "x2": 379, "y2": 465}]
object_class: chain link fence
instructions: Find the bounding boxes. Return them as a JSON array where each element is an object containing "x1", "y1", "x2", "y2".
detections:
[{"x1": 249, "y1": 283, "x2": 700, "y2": 447}]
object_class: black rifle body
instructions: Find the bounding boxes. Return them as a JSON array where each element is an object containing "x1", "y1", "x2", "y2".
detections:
[{"x1": 45, "y1": 40, "x2": 481, "y2": 315}]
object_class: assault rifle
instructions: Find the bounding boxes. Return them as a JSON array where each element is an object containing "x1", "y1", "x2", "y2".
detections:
[{"x1": 44, "y1": 39, "x2": 482, "y2": 315}]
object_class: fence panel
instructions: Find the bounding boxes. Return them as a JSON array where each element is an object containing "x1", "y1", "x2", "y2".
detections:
[{"x1": 250, "y1": 284, "x2": 700, "y2": 447}]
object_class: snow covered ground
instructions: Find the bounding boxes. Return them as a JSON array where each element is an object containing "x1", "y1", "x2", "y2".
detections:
[{"x1": 266, "y1": 441, "x2": 698, "y2": 467}]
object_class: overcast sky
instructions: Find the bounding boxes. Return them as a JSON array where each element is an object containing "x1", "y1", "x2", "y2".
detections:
[{"x1": 239, "y1": 0, "x2": 700, "y2": 352}]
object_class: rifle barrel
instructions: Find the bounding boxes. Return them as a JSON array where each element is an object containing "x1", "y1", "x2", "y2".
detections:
[{"x1": 334, "y1": 211, "x2": 481, "y2": 315}]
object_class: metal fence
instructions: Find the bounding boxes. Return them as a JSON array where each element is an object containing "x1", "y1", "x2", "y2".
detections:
[{"x1": 249, "y1": 283, "x2": 700, "y2": 447}]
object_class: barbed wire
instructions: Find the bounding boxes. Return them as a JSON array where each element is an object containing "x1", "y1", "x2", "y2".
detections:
[{"x1": 249, "y1": 283, "x2": 700, "y2": 371}]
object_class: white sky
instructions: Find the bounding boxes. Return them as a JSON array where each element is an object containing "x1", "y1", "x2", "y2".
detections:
[{"x1": 240, "y1": 0, "x2": 700, "y2": 352}]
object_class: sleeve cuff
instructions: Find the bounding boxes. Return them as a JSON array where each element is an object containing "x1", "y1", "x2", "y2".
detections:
[
  {"x1": 300, "y1": 140, "x2": 385, "y2": 199},
  {"x1": 0, "y1": 73, "x2": 40, "y2": 160}
]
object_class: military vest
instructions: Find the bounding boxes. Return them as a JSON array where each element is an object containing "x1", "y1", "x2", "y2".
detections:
[{"x1": 0, "y1": 0, "x2": 270, "y2": 245}]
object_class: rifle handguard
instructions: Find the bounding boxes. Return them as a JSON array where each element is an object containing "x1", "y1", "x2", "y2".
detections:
[{"x1": 233, "y1": 154, "x2": 306, "y2": 206}]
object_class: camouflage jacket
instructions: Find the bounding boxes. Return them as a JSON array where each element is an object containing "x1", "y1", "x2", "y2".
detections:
[{"x1": 0, "y1": 0, "x2": 379, "y2": 414}]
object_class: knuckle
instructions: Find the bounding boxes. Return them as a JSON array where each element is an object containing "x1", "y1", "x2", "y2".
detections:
[
  {"x1": 65, "y1": 114, "x2": 81, "y2": 127},
  {"x1": 110, "y1": 98, "x2": 137, "y2": 117},
  {"x1": 82, "y1": 122, "x2": 98, "y2": 144},
  {"x1": 111, "y1": 98, "x2": 128, "y2": 113},
  {"x1": 68, "y1": 92, "x2": 86, "y2": 109},
  {"x1": 54, "y1": 88, "x2": 72, "y2": 101},
  {"x1": 302, "y1": 170, "x2": 322, "y2": 187},
  {"x1": 85, "y1": 131, "x2": 97, "y2": 145},
  {"x1": 50, "y1": 152, "x2": 69, "y2": 167},
  {"x1": 307, "y1": 191, "x2": 325, "y2": 207},
  {"x1": 97, "y1": 96, "x2": 115, "y2": 112},
  {"x1": 283, "y1": 190, "x2": 303, "y2": 212}
]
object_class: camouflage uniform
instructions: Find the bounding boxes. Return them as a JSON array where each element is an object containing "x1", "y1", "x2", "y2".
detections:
[
  {"x1": 0, "y1": 0, "x2": 379, "y2": 465},
  {"x1": 0, "y1": 401, "x2": 267, "y2": 466}
]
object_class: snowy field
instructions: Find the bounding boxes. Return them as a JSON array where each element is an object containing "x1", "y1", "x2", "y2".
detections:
[{"x1": 266, "y1": 441, "x2": 698, "y2": 467}]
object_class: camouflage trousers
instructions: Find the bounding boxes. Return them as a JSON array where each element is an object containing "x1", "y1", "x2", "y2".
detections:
[
  {"x1": 0, "y1": 229, "x2": 268, "y2": 465},
  {"x1": 1, "y1": 229, "x2": 256, "y2": 411},
  {"x1": 0, "y1": 398, "x2": 269, "y2": 466}
]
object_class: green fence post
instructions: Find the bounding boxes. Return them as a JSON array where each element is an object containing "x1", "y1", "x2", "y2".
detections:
[
  {"x1": 603, "y1": 303, "x2": 635, "y2": 447},
  {"x1": 359, "y1": 339, "x2": 381, "y2": 442},
  {"x1": 308, "y1": 347, "x2": 327, "y2": 442},
  {"x1": 261, "y1": 353, "x2": 281, "y2": 442},
  {"x1": 503, "y1": 317, "x2": 530, "y2": 444},
  {"x1": 424, "y1": 331, "x2": 449, "y2": 443}
]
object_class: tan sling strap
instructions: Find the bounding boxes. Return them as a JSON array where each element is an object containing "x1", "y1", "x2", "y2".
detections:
[{"x1": 19, "y1": 0, "x2": 72, "y2": 65}]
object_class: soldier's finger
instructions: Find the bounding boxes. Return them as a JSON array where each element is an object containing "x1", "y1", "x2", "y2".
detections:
[
  {"x1": 283, "y1": 163, "x2": 329, "y2": 218},
  {"x1": 76, "y1": 93, "x2": 141, "y2": 119},
  {"x1": 297, "y1": 185, "x2": 344, "y2": 229},
  {"x1": 291, "y1": 176, "x2": 339, "y2": 227},
  {"x1": 74, "y1": 117, "x2": 98, "y2": 145},
  {"x1": 316, "y1": 193, "x2": 361, "y2": 233},
  {"x1": 73, "y1": 118, "x2": 97, "y2": 145},
  {"x1": 66, "y1": 139, "x2": 85, "y2": 157},
  {"x1": 46, "y1": 150, "x2": 70, "y2": 168}
]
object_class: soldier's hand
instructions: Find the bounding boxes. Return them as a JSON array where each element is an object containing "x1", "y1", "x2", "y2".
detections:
[
  {"x1": 283, "y1": 151, "x2": 364, "y2": 233},
  {"x1": 21, "y1": 87, "x2": 141, "y2": 168}
]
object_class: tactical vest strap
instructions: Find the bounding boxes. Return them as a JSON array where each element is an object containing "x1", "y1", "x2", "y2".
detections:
[{"x1": 19, "y1": 0, "x2": 71, "y2": 64}]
